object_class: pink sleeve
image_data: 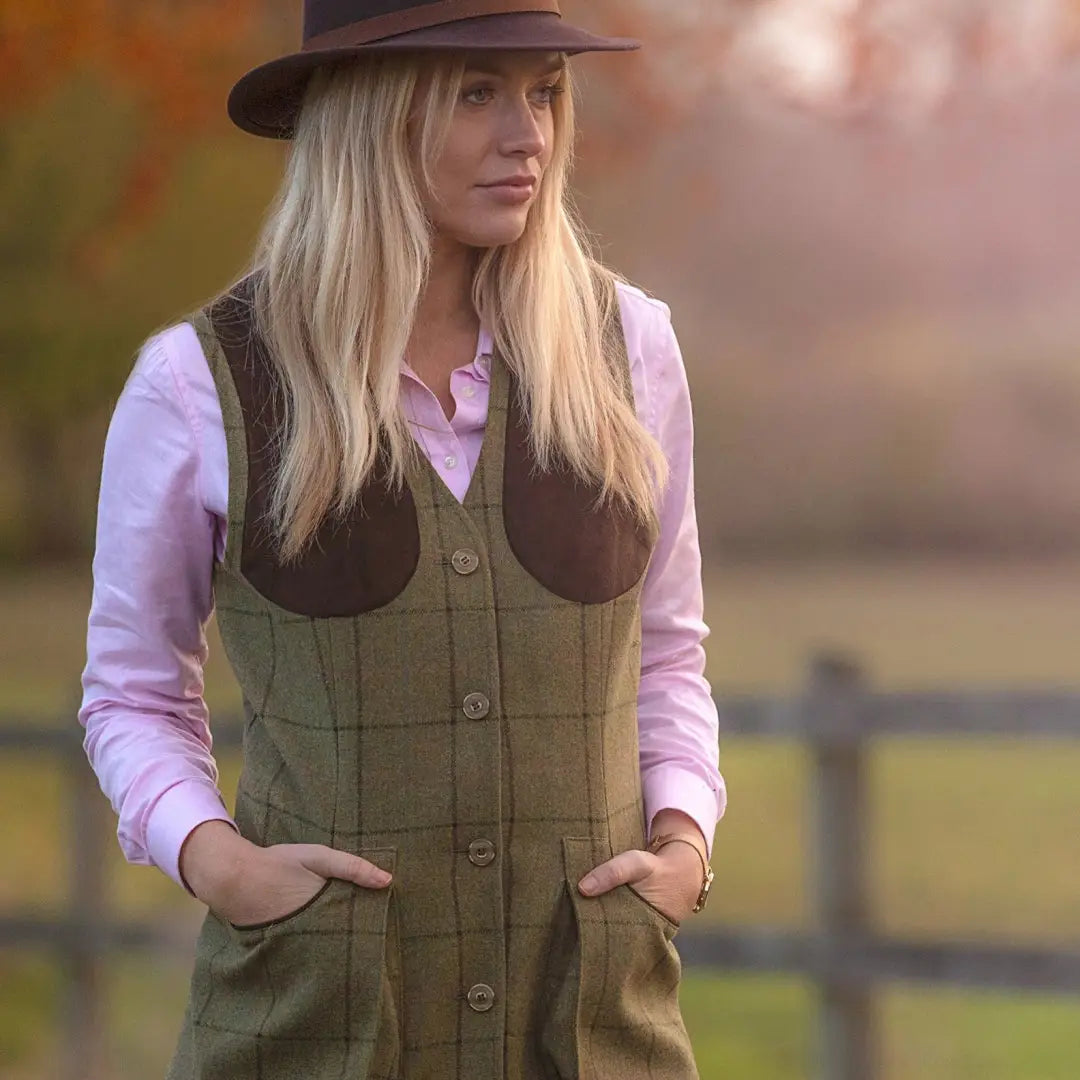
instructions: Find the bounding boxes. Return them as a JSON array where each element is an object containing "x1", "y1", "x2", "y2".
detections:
[
  {"x1": 78, "y1": 330, "x2": 238, "y2": 896},
  {"x1": 622, "y1": 290, "x2": 727, "y2": 860}
]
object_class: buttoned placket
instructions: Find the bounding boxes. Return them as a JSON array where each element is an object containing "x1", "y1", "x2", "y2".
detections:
[
  {"x1": 439, "y1": 374, "x2": 503, "y2": 1034},
  {"x1": 402, "y1": 340, "x2": 502, "y2": 1020}
]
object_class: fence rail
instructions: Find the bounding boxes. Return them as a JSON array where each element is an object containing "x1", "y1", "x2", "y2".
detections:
[{"x1": 4, "y1": 654, "x2": 1080, "y2": 1080}]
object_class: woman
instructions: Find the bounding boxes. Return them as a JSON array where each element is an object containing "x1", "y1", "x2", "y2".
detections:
[{"x1": 79, "y1": 3, "x2": 726, "y2": 1077}]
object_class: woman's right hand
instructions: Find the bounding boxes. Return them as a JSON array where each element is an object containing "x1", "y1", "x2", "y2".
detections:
[{"x1": 178, "y1": 820, "x2": 392, "y2": 927}]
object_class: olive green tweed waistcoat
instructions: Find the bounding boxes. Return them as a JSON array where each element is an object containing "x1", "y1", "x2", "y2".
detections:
[{"x1": 165, "y1": 277, "x2": 700, "y2": 1080}]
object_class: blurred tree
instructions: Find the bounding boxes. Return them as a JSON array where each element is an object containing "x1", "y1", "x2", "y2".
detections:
[
  {"x1": 0, "y1": 1, "x2": 279, "y2": 275},
  {"x1": 0, "y1": 1, "x2": 284, "y2": 561}
]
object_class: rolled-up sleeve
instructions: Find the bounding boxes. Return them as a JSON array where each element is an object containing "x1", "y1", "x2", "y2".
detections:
[
  {"x1": 78, "y1": 331, "x2": 238, "y2": 895},
  {"x1": 633, "y1": 299, "x2": 726, "y2": 859}
]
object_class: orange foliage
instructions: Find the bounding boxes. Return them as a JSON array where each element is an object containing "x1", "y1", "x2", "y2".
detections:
[
  {"x1": 0, "y1": 1, "x2": 263, "y2": 122},
  {"x1": 0, "y1": 0, "x2": 270, "y2": 279}
]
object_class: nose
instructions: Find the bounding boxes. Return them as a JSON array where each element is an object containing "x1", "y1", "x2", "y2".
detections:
[{"x1": 498, "y1": 95, "x2": 547, "y2": 159}]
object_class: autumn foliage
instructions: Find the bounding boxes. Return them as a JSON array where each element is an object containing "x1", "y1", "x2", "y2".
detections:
[
  {"x1": 0, "y1": 1, "x2": 280, "y2": 277},
  {"x1": 0, "y1": 1, "x2": 262, "y2": 121}
]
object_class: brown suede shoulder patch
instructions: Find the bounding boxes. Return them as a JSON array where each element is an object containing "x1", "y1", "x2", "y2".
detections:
[
  {"x1": 208, "y1": 280, "x2": 419, "y2": 617},
  {"x1": 502, "y1": 382, "x2": 655, "y2": 604}
]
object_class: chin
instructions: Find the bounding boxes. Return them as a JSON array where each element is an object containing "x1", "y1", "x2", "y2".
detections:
[
  {"x1": 450, "y1": 214, "x2": 531, "y2": 249},
  {"x1": 485, "y1": 226, "x2": 529, "y2": 247}
]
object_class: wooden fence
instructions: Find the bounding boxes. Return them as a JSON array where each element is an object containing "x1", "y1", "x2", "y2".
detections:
[{"x1": 4, "y1": 654, "x2": 1080, "y2": 1080}]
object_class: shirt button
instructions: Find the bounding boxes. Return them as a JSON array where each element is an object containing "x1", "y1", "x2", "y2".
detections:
[
  {"x1": 444, "y1": 454, "x2": 458, "y2": 469},
  {"x1": 468, "y1": 839, "x2": 496, "y2": 866},
  {"x1": 451, "y1": 548, "x2": 479, "y2": 575},
  {"x1": 478, "y1": 353, "x2": 492, "y2": 369},
  {"x1": 467, "y1": 983, "x2": 495, "y2": 1012},
  {"x1": 462, "y1": 385, "x2": 476, "y2": 399},
  {"x1": 462, "y1": 692, "x2": 490, "y2": 720}
]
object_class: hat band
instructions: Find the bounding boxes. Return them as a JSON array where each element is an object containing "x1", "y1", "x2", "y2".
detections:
[{"x1": 304, "y1": 0, "x2": 562, "y2": 51}]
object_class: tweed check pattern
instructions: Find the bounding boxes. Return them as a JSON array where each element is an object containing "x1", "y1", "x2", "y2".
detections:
[{"x1": 164, "y1": 285, "x2": 700, "y2": 1079}]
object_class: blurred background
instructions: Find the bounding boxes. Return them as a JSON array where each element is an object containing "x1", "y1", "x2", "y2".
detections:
[{"x1": 3, "y1": 0, "x2": 1080, "y2": 1076}]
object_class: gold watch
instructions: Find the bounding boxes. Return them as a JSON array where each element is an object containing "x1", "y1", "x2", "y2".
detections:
[{"x1": 647, "y1": 832, "x2": 715, "y2": 913}]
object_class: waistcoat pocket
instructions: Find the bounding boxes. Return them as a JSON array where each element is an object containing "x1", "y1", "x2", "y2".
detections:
[
  {"x1": 189, "y1": 848, "x2": 402, "y2": 1080},
  {"x1": 537, "y1": 836, "x2": 697, "y2": 1080},
  {"x1": 226, "y1": 876, "x2": 334, "y2": 934}
]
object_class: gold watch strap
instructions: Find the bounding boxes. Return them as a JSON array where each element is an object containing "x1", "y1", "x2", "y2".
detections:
[{"x1": 647, "y1": 832, "x2": 714, "y2": 912}]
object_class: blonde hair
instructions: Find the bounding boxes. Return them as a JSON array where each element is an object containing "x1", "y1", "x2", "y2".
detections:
[{"x1": 236, "y1": 50, "x2": 668, "y2": 562}]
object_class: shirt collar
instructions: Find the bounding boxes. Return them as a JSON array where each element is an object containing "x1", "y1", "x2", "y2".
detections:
[
  {"x1": 401, "y1": 322, "x2": 494, "y2": 385},
  {"x1": 473, "y1": 324, "x2": 494, "y2": 381}
]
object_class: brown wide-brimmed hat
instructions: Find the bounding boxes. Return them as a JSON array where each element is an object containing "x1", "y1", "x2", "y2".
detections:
[{"x1": 228, "y1": 1, "x2": 641, "y2": 139}]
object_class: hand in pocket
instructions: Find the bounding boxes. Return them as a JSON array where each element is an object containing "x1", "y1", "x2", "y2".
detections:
[
  {"x1": 575, "y1": 844, "x2": 703, "y2": 926},
  {"x1": 190, "y1": 834, "x2": 393, "y2": 928}
]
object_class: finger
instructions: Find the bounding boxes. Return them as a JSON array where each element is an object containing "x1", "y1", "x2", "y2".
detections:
[
  {"x1": 578, "y1": 849, "x2": 655, "y2": 897},
  {"x1": 295, "y1": 845, "x2": 393, "y2": 888}
]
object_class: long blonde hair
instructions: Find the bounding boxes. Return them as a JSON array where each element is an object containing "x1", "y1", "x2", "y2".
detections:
[{"x1": 237, "y1": 50, "x2": 668, "y2": 562}]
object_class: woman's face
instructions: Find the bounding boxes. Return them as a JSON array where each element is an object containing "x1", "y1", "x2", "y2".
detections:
[{"x1": 411, "y1": 50, "x2": 564, "y2": 249}]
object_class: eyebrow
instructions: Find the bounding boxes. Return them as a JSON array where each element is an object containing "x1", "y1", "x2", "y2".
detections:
[{"x1": 464, "y1": 59, "x2": 566, "y2": 78}]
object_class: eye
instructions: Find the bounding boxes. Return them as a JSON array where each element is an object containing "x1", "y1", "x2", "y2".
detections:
[
  {"x1": 463, "y1": 85, "x2": 495, "y2": 105},
  {"x1": 533, "y1": 82, "x2": 566, "y2": 106}
]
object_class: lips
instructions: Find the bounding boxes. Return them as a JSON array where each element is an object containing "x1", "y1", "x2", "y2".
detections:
[{"x1": 482, "y1": 177, "x2": 536, "y2": 188}]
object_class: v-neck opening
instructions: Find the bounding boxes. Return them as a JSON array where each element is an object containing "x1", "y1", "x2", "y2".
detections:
[{"x1": 409, "y1": 348, "x2": 506, "y2": 513}]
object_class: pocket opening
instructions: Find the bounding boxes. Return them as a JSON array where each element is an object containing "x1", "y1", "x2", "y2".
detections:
[
  {"x1": 624, "y1": 882, "x2": 682, "y2": 935},
  {"x1": 228, "y1": 875, "x2": 335, "y2": 934}
]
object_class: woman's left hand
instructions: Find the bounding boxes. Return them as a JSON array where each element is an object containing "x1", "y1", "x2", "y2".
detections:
[{"x1": 577, "y1": 841, "x2": 705, "y2": 926}]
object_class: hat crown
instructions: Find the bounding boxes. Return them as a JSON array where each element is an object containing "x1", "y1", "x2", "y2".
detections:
[
  {"x1": 304, "y1": 0, "x2": 562, "y2": 45},
  {"x1": 230, "y1": 0, "x2": 635, "y2": 139}
]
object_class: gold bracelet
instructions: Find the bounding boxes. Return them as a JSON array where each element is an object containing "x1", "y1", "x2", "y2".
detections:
[{"x1": 647, "y1": 832, "x2": 715, "y2": 913}]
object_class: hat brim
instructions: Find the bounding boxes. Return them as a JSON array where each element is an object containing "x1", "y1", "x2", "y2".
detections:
[{"x1": 228, "y1": 12, "x2": 640, "y2": 139}]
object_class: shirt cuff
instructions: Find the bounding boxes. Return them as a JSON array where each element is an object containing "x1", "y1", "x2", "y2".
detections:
[
  {"x1": 144, "y1": 778, "x2": 239, "y2": 895},
  {"x1": 643, "y1": 769, "x2": 726, "y2": 861}
]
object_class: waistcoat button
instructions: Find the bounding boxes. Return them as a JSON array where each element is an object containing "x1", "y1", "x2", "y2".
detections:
[
  {"x1": 451, "y1": 548, "x2": 479, "y2": 575},
  {"x1": 467, "y1": 983, "x2": 495, "y2": 1012},
  {"x1": 468, "y1": 839, "x2": 496, "y2": 866},
  {"x1": 462, "y1": 692, "x2": 490, "y2": 719}
]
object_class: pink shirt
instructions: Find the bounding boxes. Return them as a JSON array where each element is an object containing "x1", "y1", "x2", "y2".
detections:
[{"x1": 78, "y1": 280, "x2": 726, "y2": 894}]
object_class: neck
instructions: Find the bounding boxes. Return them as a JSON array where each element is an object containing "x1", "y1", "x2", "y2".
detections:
[
  {"x1": 405, "y1": 235, "x2": 483, "y2": 400},
  {"x1": 416, "y1": 234, "x2": 480, "y2": 336}
]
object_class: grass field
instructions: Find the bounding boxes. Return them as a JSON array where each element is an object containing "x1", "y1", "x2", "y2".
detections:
[{"x1": 3, "y1": 558, "x2": 1080, "y2": 1078}]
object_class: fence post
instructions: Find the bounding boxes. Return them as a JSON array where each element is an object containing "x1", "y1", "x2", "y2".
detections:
[
  {"x1": 63, "y1": 728, "x2": 109, "y2": 1080},
  {"x1": 807, "y1": 653, "x2": 876, "y2": 1080}
]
